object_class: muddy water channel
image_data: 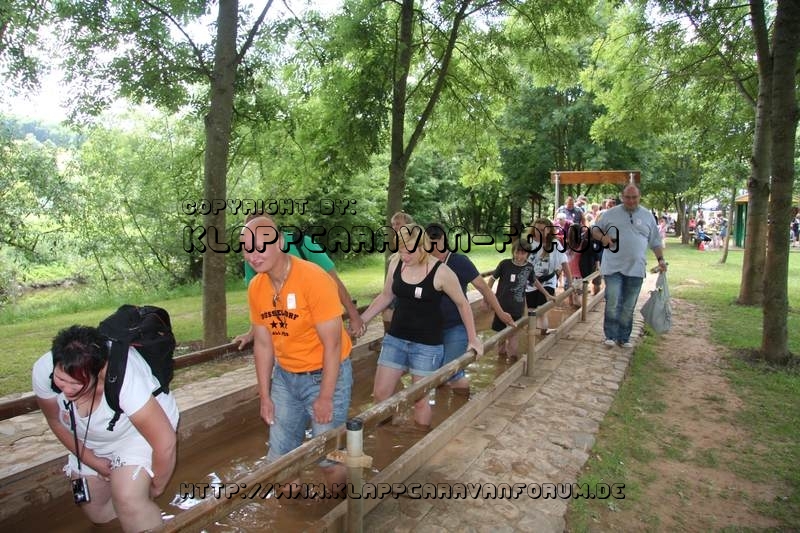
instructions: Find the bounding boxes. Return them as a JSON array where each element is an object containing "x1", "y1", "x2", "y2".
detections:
[{"x1": 3, "y1": 308, "x2": 573, "y2": 531}]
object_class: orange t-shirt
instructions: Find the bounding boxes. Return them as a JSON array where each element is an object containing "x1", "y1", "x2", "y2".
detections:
[{"x1": 248, "y1": 256, "x2": 351, "y2": 372}]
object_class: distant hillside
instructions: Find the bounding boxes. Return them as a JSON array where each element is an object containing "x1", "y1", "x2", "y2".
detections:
[{"x1": 1, "y1": 116, "x2": 82, "y2": 147}]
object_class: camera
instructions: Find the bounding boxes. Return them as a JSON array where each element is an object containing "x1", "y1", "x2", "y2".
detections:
[{"x1": 71, "y1": 477, "x2": 91, "y2": 505}]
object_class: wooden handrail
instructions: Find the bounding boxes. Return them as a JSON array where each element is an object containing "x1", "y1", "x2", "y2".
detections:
[
  {"x1": 155, "y1": 328, "x2": 508, "y2": 532},
  {"x1": 0, "y1": 268, "x2": 569, "y2": 422}
]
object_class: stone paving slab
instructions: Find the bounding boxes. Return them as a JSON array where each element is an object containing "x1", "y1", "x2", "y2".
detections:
[{"x1": 364, "y1": 276, "x2": 657, "y2": 532}]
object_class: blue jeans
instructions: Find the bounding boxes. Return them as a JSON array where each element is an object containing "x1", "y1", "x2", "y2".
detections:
[
  {"x1": 442, "y1": 324, "x2": 468, "y2": 382},
  {"x1": 603, "y1": 273, "x2": 644, "y2": 343},
  {"x1": 267, "y1": 358, "x2": 353, "y2": 466}
]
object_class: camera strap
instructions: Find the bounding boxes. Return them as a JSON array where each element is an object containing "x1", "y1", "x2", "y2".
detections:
[{"x1": 65, "y1": 381, "x2": 97, "y2": 474}]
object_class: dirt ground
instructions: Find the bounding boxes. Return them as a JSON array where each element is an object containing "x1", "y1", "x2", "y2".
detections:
[{"x1": 582, "y1": 297, "x2": 785, "y2": 531}]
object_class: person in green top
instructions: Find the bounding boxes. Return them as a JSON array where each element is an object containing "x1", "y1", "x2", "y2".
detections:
[{"x1": 234, "y1": 216, "x2": 364, "y2": 349}]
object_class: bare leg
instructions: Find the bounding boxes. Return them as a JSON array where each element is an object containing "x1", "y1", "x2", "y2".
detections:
[
  {"x1": 446, "y1": 376, "x2": 470, "y2": 390},
  {"x1": 78, "y1": 475, "x2": 116, "y2": 526},
  {"x1": 110, "y1": 465, "x2": 162, "y2": 533},
  {"x1": 373, "y1": 365, "x2": 405, "y2": 403},
  {"x1": 410, "y1": 374, "x2": 432, "y2": 427},
  {"x1": 507, "y1": 331, "x2": 519, "y2": 357},
  {"x1": 497, "y1": 338, "x2": 507, "y2": 356},
  {"x1": 537, "y1": 314, "x2": 549, "y2": 334}
]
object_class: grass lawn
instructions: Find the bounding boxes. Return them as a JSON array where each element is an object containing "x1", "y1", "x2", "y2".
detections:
[{"x1": 567, "y1": 239, "x2": 800, "y2": 530}]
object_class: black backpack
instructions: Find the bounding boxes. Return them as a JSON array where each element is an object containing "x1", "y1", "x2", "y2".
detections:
[{"x1": 98, "y1": 305, "x2": 176, "y2": 431}]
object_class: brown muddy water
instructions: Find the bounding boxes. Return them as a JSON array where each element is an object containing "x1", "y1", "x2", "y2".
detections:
[{"x1": 2, "y1": 308, "x2": 573, "y2": 531}]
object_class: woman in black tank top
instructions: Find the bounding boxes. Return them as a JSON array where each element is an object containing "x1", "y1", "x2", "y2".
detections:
[{"x1": 360, "y1": 224, "x2": 484, "y2": 427}]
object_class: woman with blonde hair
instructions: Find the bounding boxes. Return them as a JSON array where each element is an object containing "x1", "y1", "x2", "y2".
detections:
[
  {"x1": 360, "y1": 224, "x2": 483, "y2": 427},
  {"x1": 380, "y1": 211, "x2": 416, "y2": 334}
]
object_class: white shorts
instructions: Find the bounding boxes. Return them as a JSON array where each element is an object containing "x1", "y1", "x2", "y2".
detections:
[{"x1": 63, "y1": 430, "x2": 157, "y2": 480}]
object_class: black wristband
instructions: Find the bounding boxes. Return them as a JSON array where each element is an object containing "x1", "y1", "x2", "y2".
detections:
[{"x1": 657, "y1": 257, "x2": 664, "y2": 262}]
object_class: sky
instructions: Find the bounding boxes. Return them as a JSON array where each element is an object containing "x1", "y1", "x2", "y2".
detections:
[
  {"x1": 3, "y1": 0, "x2": 344, "y2": 124},
  {"x1": 5, "y1": 72, "x2": 69, "y2": 123}
]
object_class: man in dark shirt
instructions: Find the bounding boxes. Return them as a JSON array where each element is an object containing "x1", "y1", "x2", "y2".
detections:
[{"x1": 557, "y1": 196, "x2": 583, "y2": 225}]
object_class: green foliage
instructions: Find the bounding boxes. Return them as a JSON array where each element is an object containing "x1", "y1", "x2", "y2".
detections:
[
  {"x1": 400, "y1": 147, "x2": 508, "y2": 234},
  {"x1": 0, "y1": 0, "x2": 51, "y2": 90},
  {"x1": 499, "y1": 84, "x2": 635, "y2": 207},
  {"x1": 0, "y1": 116, "x2": 81, "y2": 146},
  {"x1": 505, "y1": 0, "x2": 600, "y2": 88},
  {"x1": 268, "y1": 1, "x2": 393, "y2": 179},
  {"x1": 53, "y1": 0, "x2": 213, "y2": 120},
  {"x1": 0, "y1": 123, "x2": 67, "y2": 259},
  {"x1": 64, "y1": 110, "x2": 204, "y2": 287}
]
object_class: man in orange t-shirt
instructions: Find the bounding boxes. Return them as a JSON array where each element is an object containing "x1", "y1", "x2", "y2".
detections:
[{"x1": 242, "y1": 215, "x2": 352, "y2": 495}]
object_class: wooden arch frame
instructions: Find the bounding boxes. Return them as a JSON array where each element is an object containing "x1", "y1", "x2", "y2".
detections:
[{"x1": 549, "y1": 170, "x2": 641, "y2": 215}]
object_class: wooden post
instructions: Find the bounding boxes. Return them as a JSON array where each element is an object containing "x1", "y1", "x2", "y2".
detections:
[
  {"x1": 346, "y1": 418, "x2": 367, "y2": 533},
  {"x1": 581, "y1": 279, "x2": 589, "y2": 322},
  {"x1": 553, "y1": 172, "x2": 560, "y2": 217},
  {"x1": 526, "y1": 309, "x2": 536, "y2": 377}
]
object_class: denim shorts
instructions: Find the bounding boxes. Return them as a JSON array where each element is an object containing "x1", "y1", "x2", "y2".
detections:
[
  {"x1": 442, "y1": 324, "x2": 468, "y2": 382},
  {"x1": 378, "y1": 334, "x2": 443, "y2": 377},
  {"x1": 266, "y1": 358, "x2": 353, "y2": 466}
]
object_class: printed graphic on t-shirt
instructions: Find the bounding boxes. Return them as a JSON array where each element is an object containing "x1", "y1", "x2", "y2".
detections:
[
  {"x1": 533, "y1": 256, "x2": 551, "y2": 278},
  {"x1": 259, "y1": 308, "x2": 299, "y2": 337}
]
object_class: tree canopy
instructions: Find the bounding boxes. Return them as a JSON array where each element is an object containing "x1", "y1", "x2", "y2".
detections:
[{"x1": 0, "y1": 0, "x2": 796, "y2": 361}]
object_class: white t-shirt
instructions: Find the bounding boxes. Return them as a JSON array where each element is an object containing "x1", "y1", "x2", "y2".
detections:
[
  {"x1": 32, "y1": 347, "x2": 179, "y2": 457},
  {"x1": 525, "y1": 240, "x2": 568, "y2": 291}
]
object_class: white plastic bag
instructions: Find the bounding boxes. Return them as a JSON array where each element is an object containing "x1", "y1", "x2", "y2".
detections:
[{"x1": 640, "y1": 271, "x2": 672, "y2": 334}]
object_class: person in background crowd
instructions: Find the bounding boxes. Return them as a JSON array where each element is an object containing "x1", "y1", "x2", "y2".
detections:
[
  {"x1": 596, "y1": 198, "x2": 616, "y2": 225},
  {"x1": 524, "y1": 218, "x2": 573, "y2": 336},
  {"x1": 565, "y1": 215, "x2": 592, "y2": 307},
  {"x1": 658, "y1": 216, "x2": 668, "y2": 248},
  {"x1": 557, "y1": 196, "x2": 583, "y2": 225},
  {"x1": 554, "y1": 212, "x2": 569, "y2": 244}
]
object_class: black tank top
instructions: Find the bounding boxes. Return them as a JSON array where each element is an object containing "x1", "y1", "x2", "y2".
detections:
[{"x1": 389, "y1": 260, "x2": 444, "y2": 345}]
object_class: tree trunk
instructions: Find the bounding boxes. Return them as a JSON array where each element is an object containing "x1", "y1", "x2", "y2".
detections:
[
  {"x1": 760, "y1": 0, "x2": 799, "y2": 364},
  {"x1": 202, "y1": 0, "x2": 238, "y2": 348},
  {"x1": 738, "y1": 0, "x2": 773, "y2": 306},
  {"x1": 385, "y1": 0, "x2": 414, "y2": 231},
  {"x1": 511, "y1": 202, "x2": 522, "y2": 238},
  {"x1": 675, "y1": 197, "x2": 687, "y2": 244},
  {"x1": 385, "y1": 0, "x2": 472, "y2": 253},
  {"x1": 719, "y1": 187, "x2": 736, "y2": 264},
  {"x1": 672, "y1": 194, "x2": 683, "y2": 239}
]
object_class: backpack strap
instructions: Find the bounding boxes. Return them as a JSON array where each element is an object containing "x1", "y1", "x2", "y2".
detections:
[
  {"x1": 537, "y1": 270, "x2": 557, "y2": 284},
  {"x1": 104, "y1": 341, "x2": 129, "y2": 432}
]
